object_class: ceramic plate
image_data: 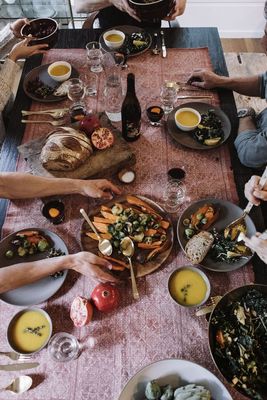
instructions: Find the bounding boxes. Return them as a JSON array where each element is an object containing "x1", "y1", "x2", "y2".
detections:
[
  {"x1": 177, "y1": 198, "x2": 256, "y2": 272},
  {"x1": 167, "y1": 102, "x2": 231, "y2": 150},
  {"x1": 99, "y1": 25, "x2": 152, "y2": 57},
  {"x1": 0, "y1": 228, "x2": 68, "y2": 306},
  {"x1": 118, "y1": 358, "x2": 232, "y2": 400},
  {"x1": 81, "y1": 195, "x2": 173, "y2": 278},
  {"x1": 23, "y1": 63, "x2": 79, "y2": 103}
]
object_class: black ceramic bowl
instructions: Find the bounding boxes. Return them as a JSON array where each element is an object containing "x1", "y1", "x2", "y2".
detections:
[
  {"x1": 128, "y1": 0, "x2": 175, "y2": 22},
  {"x1": 21, "y1": 18, "x2": 58, "y2": 49}
]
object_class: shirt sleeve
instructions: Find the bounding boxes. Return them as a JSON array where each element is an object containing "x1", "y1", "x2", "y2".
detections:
[
  {"x1": 0, "y1": 58, "x2": 20, "y2": 113},
  {"x1": 260, "y1": 71, "x2": 267, "y2": 100},
  {"x1": 234, "y1": 130, "x2": 267, "y2": 168}
]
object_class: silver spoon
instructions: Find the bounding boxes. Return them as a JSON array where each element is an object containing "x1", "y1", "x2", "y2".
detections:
[
  {"x1": 1, "y1": 375, "x2": 32, "y2": 394},
  {"x1": 80, "y1": 208, "x2": 113, "y2": 256},
  {"x1": 120, "y1": 237, "x2": 139, "y2": 300}
]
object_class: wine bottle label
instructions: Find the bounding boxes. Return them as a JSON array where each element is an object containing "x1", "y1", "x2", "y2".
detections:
[{"x1": 125, "y1": 121, "x2": 141, "y2": 138}]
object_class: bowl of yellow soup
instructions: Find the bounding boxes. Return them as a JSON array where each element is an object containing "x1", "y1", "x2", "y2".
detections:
[
  {"x1": 103, "y1": 30, "x2": 125, "y2": 49},
  {"x1": 168, "y1": 266, "x2": 211, "y2": 307},
  {"x1": 7, "y1": 308, "x2": 52, "y2": 355},
  {"x1": 48, "y1": 61, "x2": 72, "y2": 82},
  {"x1": 175, "y1": 107, "x2": 201, "y2": 131}
]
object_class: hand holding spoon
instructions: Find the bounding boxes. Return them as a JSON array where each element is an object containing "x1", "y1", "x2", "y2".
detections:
[
  {"x1": 120, "y1": 237, "x2": 139, "y2": 300},
  {"x1": 80, "y1": 208, "x2": 113, "y2": 256},
  {"x1": 1, "y1": 376, "x2": 32, "y2": 394}
]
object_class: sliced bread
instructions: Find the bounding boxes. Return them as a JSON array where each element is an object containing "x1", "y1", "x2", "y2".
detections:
[{"x1": 185, "y1": 231, "x2": 214, "y2": 264}]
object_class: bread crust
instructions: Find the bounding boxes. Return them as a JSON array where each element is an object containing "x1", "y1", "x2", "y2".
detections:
[{"x1": 185, "y1": 231, "x2": 214, "y2": 264}]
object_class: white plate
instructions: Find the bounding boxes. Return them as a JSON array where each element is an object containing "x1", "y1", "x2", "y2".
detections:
[{"x1": 118, "y1": 359, "x2": 232, "y2": 400}]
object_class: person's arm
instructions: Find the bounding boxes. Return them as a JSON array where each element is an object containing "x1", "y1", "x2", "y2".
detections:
[
  {"x1": 234, "y1": 130, "x2": 267, "y2": 168},
  {"x1": 0, "y1": 252, "x2": 118, "y2": 293},
  {"x1": 244, "y1": 175, "x2": 267, "y2": 205},
  {"x1": 0, "y1": 173, "x2": 121, "y2": 200},
  {"x1": 243, "y1": 234, "x2": 267, "y2": 264},
  {"x1": 187, "y1": 69, "x2": 261, "y2": 97},
  {"x1": 164, "y1": 0, "x2": 187, "y2": 20}
]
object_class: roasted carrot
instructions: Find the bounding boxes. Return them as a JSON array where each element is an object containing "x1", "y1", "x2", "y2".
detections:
[
  {"x1": 85, "y1": 232, "x2": 112, "y2": 240},
  {"x1": 102, "y1": 255, "x2": 129, "y2": 269},
  {"x1": 17, "y1": 230, "x2": 39, "y2": 236},
  {"x1": 100, "y1": 205, "x2": 112, "y2": 212},
  {"x1": 109, "y1": 264, "x2": 125, "y2": 271},
  {"x1": 100, "y1": 211, "x2": 118, "y2": 222},
  {"x1": 145, "y1": 229, "x2": 158, "y2": 236},
  {"x1": 93, "y1": 216, "x2": 114, "y2": 224},
  {"x1": 92, "y1": 222, "x2": 108, "y2": 233},
  {"x1": 160, "y1": 220, "x2": 170, "y2": 230},
  {"x1": 126, "y1": 195, "x2": 163, "y2": 220},
  {"x1": 146, "y1": 240, "x2": 170, "y2": 261},
  {"x1": 137, "y1": 241, "x2": 162, "y2": 249}
]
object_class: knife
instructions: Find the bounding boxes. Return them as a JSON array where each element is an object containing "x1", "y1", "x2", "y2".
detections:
[
  {"x1": 160, "y1": 30, "x2": 167, "y2": 58},
  {"x1": 177, "y1": 95, "x2": 213, "y2": 99},
  {"x1": 0, "y1": 362, "x2": 39, "y2": 371}
]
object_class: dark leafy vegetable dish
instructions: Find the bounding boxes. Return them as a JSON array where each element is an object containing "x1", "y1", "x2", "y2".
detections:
[
  {"x1": 120, "y1": 32, "x2": 150, "y2": 55},
  {"x1": 193, "y1": 109, "x2": 224, "y2": 146},
  {"x1": 26, "y1": 77, "x2": 55, "y2": 99},
  {"x1": 144, "y1": 380, "x2": 211, "y2": 400},
  {"x1": 211, "y1": 289, "x2": 267, "y2": 400},
  {"x1": 82, "y1": 195, "x2": 172, "y2": 277},
  {"x1": 5, "y1": 230, "x2": 50, "y2": 258}
]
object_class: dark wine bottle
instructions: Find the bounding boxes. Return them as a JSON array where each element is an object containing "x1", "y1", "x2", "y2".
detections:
[{"x1": 121, "y1": 73, "x2": 141, "y2": 142}]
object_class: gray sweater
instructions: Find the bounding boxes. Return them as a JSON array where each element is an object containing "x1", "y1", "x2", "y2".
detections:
[{"x1": 234, "y1": 72, "x2": 267, "y2": 168}]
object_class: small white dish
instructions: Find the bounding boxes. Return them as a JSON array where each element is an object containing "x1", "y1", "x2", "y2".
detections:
[
  {"x1": 175, "y1": 107, "x2": 201, "y2": 131},
  {"x1": 48, "y1": 61, "x2": 72, "y2": 82},
  {"x1": 103, "y1": 30, "x2": 125, "y2": 49}
]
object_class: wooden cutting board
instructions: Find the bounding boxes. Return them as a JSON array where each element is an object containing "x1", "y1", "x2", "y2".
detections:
[{"x1": 18, "y1": 114, "x2": 136, "y2": 179}]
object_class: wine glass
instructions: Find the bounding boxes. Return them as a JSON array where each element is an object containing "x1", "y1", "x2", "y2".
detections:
[
  {"x1": 67, "y1": 78, "x2": 85, "y2": 105},
  {"x1": 48, "y1": 332, "x2": 80, "y2": 362},
  {"x1": 162, "y1": 180, "x2": 186, "y2": 213},
  {"x1": 86, "y1": 41, "x2": 103, "y2": 73}
]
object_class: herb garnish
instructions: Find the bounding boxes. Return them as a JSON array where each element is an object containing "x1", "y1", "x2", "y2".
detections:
[
  {"x1": 23, "y1": 325, "x2": 46, "y2": 336},
  {"x1": 181, "y1": 284, "x2": 191, "y2": 303}
]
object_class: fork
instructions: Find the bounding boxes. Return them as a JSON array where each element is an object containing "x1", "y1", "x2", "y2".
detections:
[
  {"x1": 195, "y1": 295, "x2": 222, "y2": 317},
  {"x1": 21, "y1": 119, "x2": 64, "y2": 126},
  {"x1": 21, "y1": 109, "x2": 69, "y2": 119},
  {"x1": 0, "y1": 351, "x2": 32, "y2": 361}
]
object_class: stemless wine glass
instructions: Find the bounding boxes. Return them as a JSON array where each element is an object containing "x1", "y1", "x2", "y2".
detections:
[
  {"x1": 48, "y1": 332, "x2": 80, "y2": 362},
  {"x1": 162, "y1": 180, "x2": 186, "y2": 213},
  {"x1": 86, "y1": 41, "x2": 103, "y2": 73},
  {"x1": 146, "y1": 100, "x2": 164, "y2": 127},
  {"x1": 160, "y1": 81, "x2": 177, "y2": 114},
  {"x1": 104, "y1": 72, "x2": 123, "y2": 122},
  {"x1": 67, "y1": 78, "x2": 85, "y2": 105}
]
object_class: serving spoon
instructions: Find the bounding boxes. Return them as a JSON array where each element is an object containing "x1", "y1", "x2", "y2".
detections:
[
  {"x1": 21, "y1": 119, "x2": 64, "y2": 126},
  {"x1": 80, "y1": 208, "x2": 113, "y2": 256},
  {"x1": 0, "y1": 376, "x2": 32, "y2": 394},
  {"x1": 22, "y1": 109, "x2": 69, "y2": 119},
  {"x1": 120, "y1": 237, "x2": 139, "y2": 300}
]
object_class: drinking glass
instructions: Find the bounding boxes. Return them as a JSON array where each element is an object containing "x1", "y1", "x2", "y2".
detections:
[
  {"x1": 48, "y1": 332, "x2": 80, "y2": 362},
  {"x1": 67, "y1": 78, "x2": 85, "y2": 105},
  {"x1": 104, "y1": 72, "x2": 123, "y2": 122},
  {"x1": 146, "y1": 100, "x2": 164, "y2": 127},
  {"x1": 162, "y1": 180, "x2": 186, "y2": 213},
  {"x1": 160, "y1": 81, "x2": 177, "y2": 114},
  {"x1": 85, "y1": 73, "x2": 98, "y2": 97},
  {"x1": 86, "y1": 41, "x2": 103, "y2": 73}
]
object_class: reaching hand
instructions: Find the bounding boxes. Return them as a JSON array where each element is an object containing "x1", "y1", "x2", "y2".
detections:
[
  {"x1": 9, "y1": 38, "x2": 48, "y2": 62},
  {"x1": 71, "y1": 252, "x2": 120, "y2": 283},
  {"x1": 243, "y1": 233, "x2": 267, "y2": 264},
  {"x1": 79, "y1": 179, "x2": 122, "y2": 200},
  {"x1": 10, "y1": 18, "x2": 30, "y2": 38},
  {"x1": 164, "y1": 0, "x2": 187, "y2": 20},
  {"x1": 110, "y1": 0, "x2": 140, "y2": 21},
  {"x1": 244, "y1": 175, "x2": 267, "y2": 205},
  {"x1": 187, "y1": 69, "x2": 222, "y2": 89}
]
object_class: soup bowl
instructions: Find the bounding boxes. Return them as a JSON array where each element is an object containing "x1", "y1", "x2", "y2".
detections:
[
  {"x1": 168, "y1": 265, "x2": 211, "y2": 308},
  {"x1": 128, "y1": 0, "x2": 175, "y2": 22},
  {"x1": 103, "y1": 30, "x2": 125, "y2": 49},
  {"x1": 7, "y1": 308, "x2": 52, "y2": 355},
  {"x1": 175, "y1": 107, "x2": 201, "y2": 131},
  {"x1": 21, "y1": 18, "x2": 58, "y2": 49},
  {"x1": 48, "y1": 61, "x2": 72, "y2": 82}
]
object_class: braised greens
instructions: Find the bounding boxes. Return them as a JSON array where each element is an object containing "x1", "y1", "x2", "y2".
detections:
[
  {"x1": 211, "y1": 289, "x2": 267, "y2": 400},
  {"x1": 144, "y1": 380, "x2": 211, "y2": 400},
  {"x1": 193, "y1": 109, "x2": 224, "y2": 146}
]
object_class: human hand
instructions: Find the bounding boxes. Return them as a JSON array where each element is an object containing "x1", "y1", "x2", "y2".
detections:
[
  {"x1": 71, "y1": 252, "x2": 120, "y2": 283},
  {"x1": 164, "y1": 0, "x2": 186, "y2": 20},
  {"x1": 9, "y1": 38, "x2": 48, "y2": 62},
  {"x1": 243, "y1": 233, "x2": 267, "y2": 264},
  {"x1": 244, "y1": 175, "x2": 267, "y2": 205},
  {"x1": 110, "y1": 0, "x2": 140, "y2": 21},
  {"x1": 187, "y1": 69, "x2": 223, "y2": 89},
  {"x1": 78, "y1": 179, "x2": 121, "y2": 200},
  {"x1": 10, "y1": 18, "x2": 29, "y2": 38}
]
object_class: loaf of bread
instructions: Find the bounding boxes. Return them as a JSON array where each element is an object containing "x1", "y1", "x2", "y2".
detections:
[
  {"x1": 40, "y1": 127, "x2": 93, "y2": 171},
  {"x1": 185, "y1": 231, "x2": 214, "y2": 264}
]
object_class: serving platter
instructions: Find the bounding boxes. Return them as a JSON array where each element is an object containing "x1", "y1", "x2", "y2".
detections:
[
  {"x1": 23, "y1": 63, "x2": 79, "y2": 103},
  {"x1": 166, "y1": 102, "x2": 231, "y2": 150},
  {"x1": 81, "y1": 195, "x2": 173, "y2": 278},
  {"x1": 99, "y1": 25, "x2": 152, "y2": 57},
  {"x1": 0, "y1": 228, "x2": 68, "y2": 306},
  {"x1": 177, "y1": 198, "x2": 256, "y2": 272},
  {"x1": 118, "y1": 358, "x2": 232, "y2": 400}
]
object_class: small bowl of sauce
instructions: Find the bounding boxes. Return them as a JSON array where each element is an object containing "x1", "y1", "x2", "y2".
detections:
[
  {"x1": 7, "y1": 308, "x2": 52, "y2": 355},
  {"x1": 48, "y1": 61, "x2": 72, "y2": 82},
  {"x1": 103, "y1": 30, "x2": 125, "y2": 49},
  {"x1": 42, "y1": 199, "x2": 65, "y2": 225},
  {"x1": 168, "y1": 266, "x2": 211, "y2": 307},
  {"x1": 175, "y1": 107, "x2": 201, "y2": 131},
  {"x1": 146, "y1": 105, "x2": 164, "y2": 126}
]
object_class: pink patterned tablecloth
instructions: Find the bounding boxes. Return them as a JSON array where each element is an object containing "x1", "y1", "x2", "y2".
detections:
[{"x1": 0, "y1": 48, "x2": 254, "y2": 400}]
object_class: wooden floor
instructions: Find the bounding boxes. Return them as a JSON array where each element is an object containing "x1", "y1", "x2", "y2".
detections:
[{"x1": 221, "y1": 38, "x2": 265, "y2": 53}]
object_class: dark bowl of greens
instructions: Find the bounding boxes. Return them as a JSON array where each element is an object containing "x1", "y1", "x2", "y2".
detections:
[
  {"x1": 128, "y1": 0, "x2": 175, "y2": 22},
  {"x1": 209, "y1": 284, "x2": 267, "y2": 400}
]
